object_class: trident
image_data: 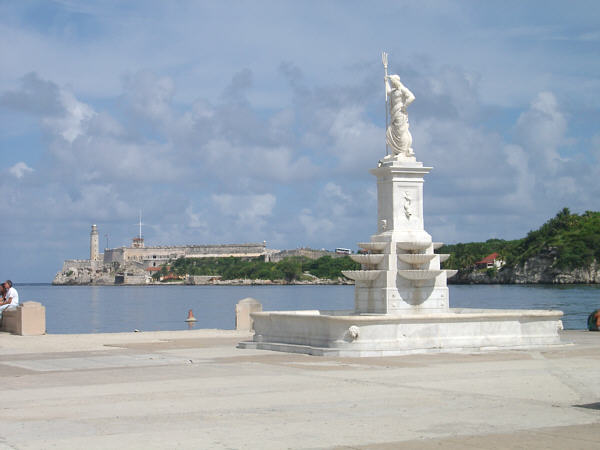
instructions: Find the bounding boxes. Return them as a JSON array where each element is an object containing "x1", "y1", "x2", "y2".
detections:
[{"x1": 381, "y1": 51, "x2": 389, "y2": 156}]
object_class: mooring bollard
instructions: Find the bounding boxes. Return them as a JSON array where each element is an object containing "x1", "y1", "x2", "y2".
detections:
[{"x1": 185, "y1": 309, "x2": 197, "y2": 322}]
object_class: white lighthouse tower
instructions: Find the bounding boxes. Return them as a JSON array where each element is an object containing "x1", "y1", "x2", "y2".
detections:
[{"x1": 90, "y1": 224, "x2": 100, "y2": 261}]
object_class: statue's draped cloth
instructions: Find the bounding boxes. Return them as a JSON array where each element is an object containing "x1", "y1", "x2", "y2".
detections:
[{"x1": 386, "y1": 76, "x2": 415, "y2": 157}]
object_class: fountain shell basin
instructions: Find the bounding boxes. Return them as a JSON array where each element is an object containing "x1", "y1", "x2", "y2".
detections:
[
  {"x1": 357, "y1": 242, "x2": 387, "y2": 252},
  {"x1": 397, "y1": 254, "x2": 436, "y2": 265},
  {"x1": 397, "y1": 270, "x2": 444, "y2": 280},
  {"x1": 396, "y1": 241, "x2": 432, "y2": 251},
  {"x1": 341, "y1": 270, "x2": 383, "y2": 282},
  {"x1": 350, "y1": 254, "x2": 385, "y2": 266},
  {"x1": 438, "y1": 254, "x2": 450, "y2": 263}
]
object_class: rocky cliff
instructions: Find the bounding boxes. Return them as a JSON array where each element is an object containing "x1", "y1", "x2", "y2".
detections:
[
  {"x1": 53, "y1": 263, "x2": 117, "y2": 285},
  {"x1": 449, "y1": 248, "x2": 600, "y2": 284}
]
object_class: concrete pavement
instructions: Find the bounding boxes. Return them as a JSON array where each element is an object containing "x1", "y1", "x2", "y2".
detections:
[{"x1": 0, "y1": 329, "x2": 599, "y2": 449}]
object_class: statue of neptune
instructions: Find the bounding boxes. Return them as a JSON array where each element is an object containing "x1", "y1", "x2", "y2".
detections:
[{"x1": 385, "y1": 74, "x2": 415, "y2": 157}]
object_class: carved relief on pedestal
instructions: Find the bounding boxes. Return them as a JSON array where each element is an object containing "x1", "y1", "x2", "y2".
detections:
[
  {"x1": 347, "y1": 326, "x2": 360, "y2": 341},
  {"x1": 402, "y1": 191, "x2": 412, "y2": 220}
]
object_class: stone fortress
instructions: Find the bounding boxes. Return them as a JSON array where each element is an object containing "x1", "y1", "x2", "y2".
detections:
[
  {"x1": 53, "y1": 224, "x2": 273, "y2": 285},
  {"x1": 53, "y1": 225, "x2": 347, "y2": 285}
]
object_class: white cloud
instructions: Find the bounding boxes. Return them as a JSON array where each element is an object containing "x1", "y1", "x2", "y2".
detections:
[
  {"x1": 185, "y1": 206, "x2": 208, "y2": 231},
  {"x1": 299, "y1": 208, "x2": 335, "y2": 237},
  {"x1": 212, "y1": 193, "x2": 276, "y2": 227},
  {"x1": 327, "y1": 106, "x2": 384, "y2": 171},
  {"x1": 8, "y1": 162, "x2": 33, "y2": 179},
  {"x1": 515, "y1": 91, "x2": 567, "y2": 172},
  {"x1": 48, "y1": 89, "x2": 96, "y2": 143},
  {"x1": 122, "y1": 71, "x2": 174, "y2": 123}
]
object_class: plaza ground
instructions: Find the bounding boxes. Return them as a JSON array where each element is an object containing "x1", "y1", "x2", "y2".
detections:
[{"x1": 0, "y1": 329, "x2": 599, "y2": 449}]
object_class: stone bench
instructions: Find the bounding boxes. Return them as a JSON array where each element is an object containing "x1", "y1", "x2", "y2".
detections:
[{"x1": 1, "y1": 302, "x2": 46, "y2": 336}]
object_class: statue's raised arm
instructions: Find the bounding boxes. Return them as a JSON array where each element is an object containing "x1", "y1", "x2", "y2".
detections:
[{"x1": 385, "y1": 74, "x2": 415, "y2": 158}]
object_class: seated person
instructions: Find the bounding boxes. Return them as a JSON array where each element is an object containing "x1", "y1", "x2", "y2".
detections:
[{"x1": 0, "y1": 280, "x2": 19, "y2": 323}]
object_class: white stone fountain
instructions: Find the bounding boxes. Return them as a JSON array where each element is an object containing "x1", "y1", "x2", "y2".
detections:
[{"x1": 238, "y1": 56, "x2": 563, "y2": 356}]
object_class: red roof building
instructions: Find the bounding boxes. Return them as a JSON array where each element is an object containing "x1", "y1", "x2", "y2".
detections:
[{"x1": 475, "y1": 252, "x2": 503, "y2": 269}]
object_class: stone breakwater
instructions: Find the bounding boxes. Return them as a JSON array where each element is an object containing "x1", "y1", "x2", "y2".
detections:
[{"x1": 450, "y1": 251, "x2": 600, "y2": 284}]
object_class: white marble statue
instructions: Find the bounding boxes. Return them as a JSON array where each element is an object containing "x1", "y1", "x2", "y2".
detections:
[{"x1": 385, "y1": 74, "x2": 415, "y2": 157}]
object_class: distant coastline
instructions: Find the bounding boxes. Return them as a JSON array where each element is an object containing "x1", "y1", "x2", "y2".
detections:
[
  {"x1": 53, "y1": 226, "x2": 359, "y2": 286},
  {"x1": 55, "y1": 209, "x2": 600, "y2": 286},
  {"x1": 54, "y1": 277, "x2": 354, "y2": 287},
  {"x1": 444, "y1": 209, "x2": 600, "y2": 285}
]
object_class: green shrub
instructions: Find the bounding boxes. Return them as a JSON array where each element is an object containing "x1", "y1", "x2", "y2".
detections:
[
  {"x1": 162, "y1": 255, "x2": 360, "y2": 281},
  {"x1": 441, "y1": 209, "x2": 600, "y2": 271}
]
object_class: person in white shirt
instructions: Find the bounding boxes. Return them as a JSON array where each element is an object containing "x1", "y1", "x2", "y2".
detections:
[{"x1": 0, "y1": 280, "x2": 19, "y2": 322}]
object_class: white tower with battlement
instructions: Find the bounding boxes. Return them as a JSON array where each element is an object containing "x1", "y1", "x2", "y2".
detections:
[{"x1": 90, "y1": 224, "x2": 100, "y2": 261}]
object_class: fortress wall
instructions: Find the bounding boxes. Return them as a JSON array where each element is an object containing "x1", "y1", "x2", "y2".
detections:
[
  {"x1": 184, "y1": 243, "x2": 266, "y2": 257},
  {"x1": 73, "y1": 242, "x2": 270, "y2": 272},
  {"x1": 183, "y1": 244, "x2": 267, "y2": 262},
  {"x1": 103, "y1": 248, "x2": 125, "y2": 264},
  {"x1": 61, "y1": 260, "x2": 103, "y2": 271},
  {"x1": 269, "y1": 248, "x2": 343, "y2": 263},
  {"x1": 102, "y1": 243, "x2": 268, "y2": 269},
  {"x1": 124, "y1": 243, "x2": 266, "y2": 260}
]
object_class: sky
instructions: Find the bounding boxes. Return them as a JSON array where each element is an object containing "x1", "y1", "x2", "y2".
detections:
[{"x1": 1, "y1": 0, "x2": 599, "y2": 282}]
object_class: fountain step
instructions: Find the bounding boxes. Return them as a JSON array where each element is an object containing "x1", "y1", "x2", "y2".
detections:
[
  {"x1": 439, "y1": 254, "x2": 450, "y2": 263},
  {"x1": 446, "y1": 269, "x2": 458, "y2": 278},
  {"x1": 350, "y1": 254, "x2": 385, "y2": 265},
  {"x1": 341, "y1": 270, "x2": 384, "y2": 281},
  {"x1": 397, "y1": 254, "x2": 436, "y2": 265},
  {"x1": 357, "y1": 242, "x2": 386, "y2": 252},
  {"x1": 433, "y1": 242, "x2": 444, "y2": 250}
]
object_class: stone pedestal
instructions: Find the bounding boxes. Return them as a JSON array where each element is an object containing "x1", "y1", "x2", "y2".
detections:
[
  {"x1": 345, "y1": 156, "x2": 453, "y2": 314},
  {"x1": 236, "y1": 298, "x2": 262, "y2": 331}
]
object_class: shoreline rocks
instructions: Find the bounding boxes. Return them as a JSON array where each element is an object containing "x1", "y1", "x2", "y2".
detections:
[
  {"x1": 53, "y1": 277, "x2": 355, "y2": 286},
  {"x1": 449, "y1": 252, "x2": 600, "y2": 284}
]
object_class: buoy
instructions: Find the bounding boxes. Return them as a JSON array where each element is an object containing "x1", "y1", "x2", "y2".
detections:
[{"x1": 185, "y1": 309, "x2": 197, "y2": 322}]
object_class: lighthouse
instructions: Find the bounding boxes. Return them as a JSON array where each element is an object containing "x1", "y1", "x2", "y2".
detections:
[{"x1": 90, "y1": 224, "x2": 100, "y2": 261}]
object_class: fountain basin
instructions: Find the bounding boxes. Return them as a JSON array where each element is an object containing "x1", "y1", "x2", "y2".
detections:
[{"x1": 238, "y1": 308, "x2": 564, "y2": 357}]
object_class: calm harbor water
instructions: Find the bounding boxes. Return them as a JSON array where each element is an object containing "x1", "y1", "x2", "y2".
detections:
[{"x1": 14, "y1": 283, "x2": 600, "y2": 334}]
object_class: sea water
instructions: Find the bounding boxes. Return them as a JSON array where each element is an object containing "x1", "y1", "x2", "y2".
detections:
[{"x1": 14, "y1": 283, "x2": 600, "y2": 334}]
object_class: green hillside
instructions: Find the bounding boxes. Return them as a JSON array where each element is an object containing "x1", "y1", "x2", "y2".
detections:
[
  {"x1": 440, "y1": 208, "x2": 600, "y2": 270},
  {"x1": 155, "y1": 255, "x2": 360, "y2": 282}
]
